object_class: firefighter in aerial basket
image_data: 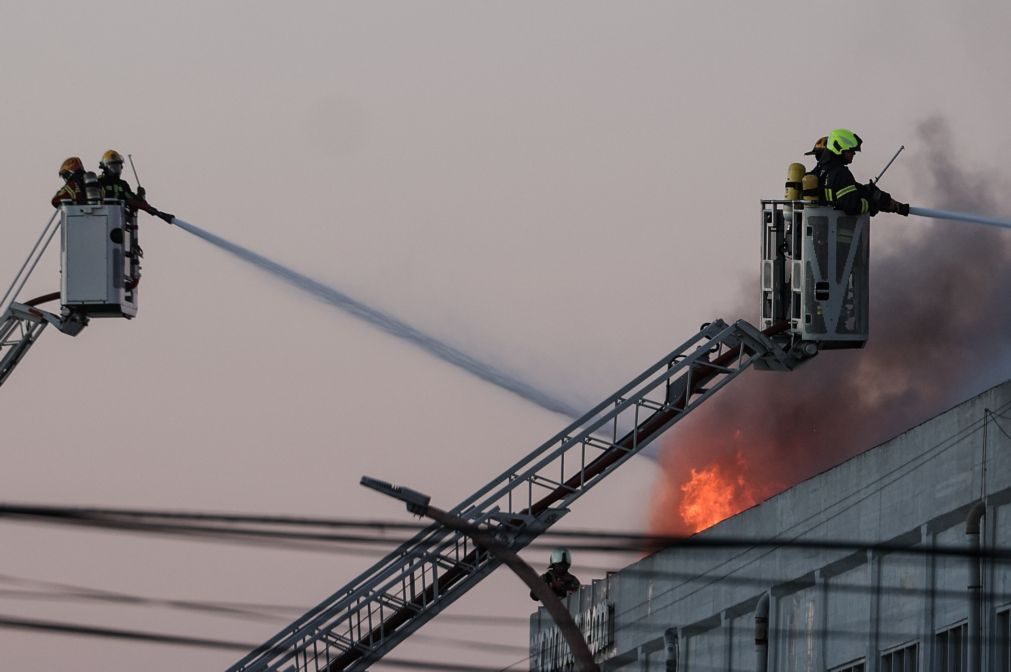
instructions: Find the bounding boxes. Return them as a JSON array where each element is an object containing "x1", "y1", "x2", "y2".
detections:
[
  {"x1": 811, "y1": 129, "x2": 910, "y2": 217},
  {"x1": 97, "y1": 150, "x2": 175, "y2": 224},
  {"x1": 50, "y1": 156, "x2": 89, "y2": 207},
  {"x1": 530, "y1": 548, "x2": 581, "y2": 600}
]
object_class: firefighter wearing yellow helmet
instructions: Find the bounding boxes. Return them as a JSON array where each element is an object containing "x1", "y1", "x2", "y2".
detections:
[
  {"x1": 97, "y1": 150, "x2": 175, "y2": 223},
  {"x1": 812, "y1": 129, "x2": 909, "y2": 217},
  {"x1": 50, "y1": 157, "x2": 88, "y2": 208}
]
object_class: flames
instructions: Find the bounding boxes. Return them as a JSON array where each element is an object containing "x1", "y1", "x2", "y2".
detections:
[
  {"x1": 677, "y1": 459, "x2": 756, "y2": 533},
  {"x1": 650, "y1": 430, "x2": 778, "y2": 536}
]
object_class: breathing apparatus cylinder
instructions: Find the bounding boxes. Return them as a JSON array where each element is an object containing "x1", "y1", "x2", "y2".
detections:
[
  {"x1": 785, "y1": 163, "x2": 805, "y2": 200},
  {"x1": 802, "y1": 173, "x2": 820, "y2": 202},
  {"x1": 84, "y1": 171, "x2": 102, "y2": 203}
]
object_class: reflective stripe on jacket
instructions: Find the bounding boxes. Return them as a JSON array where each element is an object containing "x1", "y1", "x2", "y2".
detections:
[
  {"x1": 814, "y1": 155, "x2": 874, "y2": 216},
  {"x1": 51, "y1": 176, "x2": 86, "y2": 208},
  {"x1": 98, "y1": 174, "x2": 158, "y2": 215}
]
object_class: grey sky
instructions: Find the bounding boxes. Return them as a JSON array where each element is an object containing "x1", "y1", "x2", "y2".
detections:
[{"x1": 2, "y1": 2, "x2": 1010, "y2": 669}]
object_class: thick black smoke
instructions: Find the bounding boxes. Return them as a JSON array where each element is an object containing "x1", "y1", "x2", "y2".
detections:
[{"x1": 651, "y1": 118, "x2": 1011, "y2": 534}]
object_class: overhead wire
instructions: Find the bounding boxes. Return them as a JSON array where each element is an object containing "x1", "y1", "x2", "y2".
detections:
[
  {"x1": 1, "y1": 503, "x2": 1009, "y2": 561},
  {"x1": 0, "y1": 614, "x2": 516, "y2": 672},
  {"x1": 0, "y1": 604, "x2": 994, "y2": 671},
  {"x1": 0, "y1": 575, "x2": 529, "y2": 626},
  {"x1": 0, "y1": 585, "x2": 529, "y2": 628},
  {"x1": 1, "y1": 402, "x2": 1005, "y2": 669},
  {"x1": 1, "y1": 569, "x2": 1005, "y2": 625}
]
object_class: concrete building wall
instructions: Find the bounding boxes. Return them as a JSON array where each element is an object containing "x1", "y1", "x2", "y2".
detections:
[{"x1": 530, "y1": 379, "x2": 1011, "y2": 671}]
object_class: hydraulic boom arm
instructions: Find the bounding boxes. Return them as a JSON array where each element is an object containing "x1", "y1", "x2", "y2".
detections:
[
  {"x1": 0, "y1": 296, "x2": 87, "y2": 387},
  {"x1": 228, "y1": 318, "x2": 796, "y2": 672}
]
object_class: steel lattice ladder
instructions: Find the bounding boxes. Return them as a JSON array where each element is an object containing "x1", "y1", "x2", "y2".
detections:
[
  {"x1": 228, "y1": 318, "x2": 801, "y2": 672},
  {"x1": 0, "y1": 301, "x2": 86, "y2": 388},
  {"x1": 0, "y1": 209, "x2": 89, "y2": 388}
]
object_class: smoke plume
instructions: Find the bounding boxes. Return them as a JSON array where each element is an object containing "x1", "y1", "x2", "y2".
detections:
[{"x1": 650, "y1": 118, "x2": 1011, "y2": 535}]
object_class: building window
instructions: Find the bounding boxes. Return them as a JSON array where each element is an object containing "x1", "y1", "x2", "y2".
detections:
[
  {"x1": 935, "y1": 621, "x2": 967, "y2": 672},
  {"x1": 881, "y1": 641, "x2": 918, "y2": 672},
  {"x1": 997, "y1": 608, "x2": 1011, "y2": 672},
  {"x1": 830, "y1": 658, "x2": 865, "y2": 672}
]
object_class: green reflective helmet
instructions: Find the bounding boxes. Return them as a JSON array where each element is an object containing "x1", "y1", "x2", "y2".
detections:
[{"x1": 827, "y1": 129, "x2": 863, "y2": 155}]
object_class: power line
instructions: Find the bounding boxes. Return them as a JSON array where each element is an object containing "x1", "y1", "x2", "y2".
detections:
[
  {"x1": 0, "y1": 613, "x2": 252, "y2": 651},
  {"x1": 3, "y1": 558, "x2": 1005, "y2": 629},
  {"x1": 0, "y1": 504, "x2": 426, "y2": 531},
  {"x1": 2, "y1": 399, "x2": 1006, "y2": 671},
  {"x1": 1, "y1": 503, "x2": 1008, "y2": 560},
  {"x1": 0, "y1": 614, "x2": 519, "y2": 671},
  {"x1": 0, "y1": 585, "x2": 530, "y2": 627}
]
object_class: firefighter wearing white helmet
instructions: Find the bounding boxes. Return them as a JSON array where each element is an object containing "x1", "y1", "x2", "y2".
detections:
[
  {"x1": 530, "y1": 548, "x2": 581, "y2": 601},
  {"x1": 97, "y1": 150, "x2": 175, "y2": 224}
]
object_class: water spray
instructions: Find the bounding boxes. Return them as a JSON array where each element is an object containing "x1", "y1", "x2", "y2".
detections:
[
  {"x1": 908, "y1": 206, "x2": 1011, "y2": 231},
  {"x1": 170, "y1": 218, "x2": 584, "y2": 418},
  {"x1": 864, "y1": 144, "x2": 1011, "y2": 230}
]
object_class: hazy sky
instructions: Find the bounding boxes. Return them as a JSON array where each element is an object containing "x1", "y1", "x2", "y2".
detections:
[{"x1": 2, "y1": 2, "x2": 1010, "y2": 669}]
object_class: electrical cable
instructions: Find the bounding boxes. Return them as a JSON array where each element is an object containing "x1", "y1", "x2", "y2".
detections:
[
  {"x1": 0, "y1": 504, "x2": 426, "y2": 531},
  {"x1": 0, "y1": 586, "x2": 529, "y2": 628},
  {"x1": 0, "y1": 401, "x2": 1005, "y2": 669},
  {"x1": 0, "y1": 614, "x2": 515, "y2": 671},
  {"x1": 1, "y1": 572, "x2": 1003, "y2": 620},
  {"x1": 2, "y1": 504, "x2": 1009, "y2": 559},
  {"x1": 0, "y1": 609, "x2": 982, "y2": 672}
]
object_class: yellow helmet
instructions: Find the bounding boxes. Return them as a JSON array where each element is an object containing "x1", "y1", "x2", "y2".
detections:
[
  {"x1": 100, "y1": 149, "x2": 125, "y2": 170},
  {"x1": 59, "y1": 156, "x2": 84, "y2": 178},
  {"x1": 826, "y1": 129, "x2": 862, "y2": 155}
]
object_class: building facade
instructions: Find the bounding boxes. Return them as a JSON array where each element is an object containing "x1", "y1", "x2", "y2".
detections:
[{"x1": 530, "y1": 379, "x2": 1011, "y2": 671}]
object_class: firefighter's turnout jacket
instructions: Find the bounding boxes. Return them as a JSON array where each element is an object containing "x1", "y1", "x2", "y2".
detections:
[
  {"x1": 814, "y1": 153, "x2": 893, "y2": 217},
  {"x1": 529, "y1": 564, "x2": 581, "y2": 600},
  {"x1": 50, "y1": 174, "x2": 87, "y2": 208},
  {"x1": 98, "y1": 175, "x2": 158, "y2": 216}
]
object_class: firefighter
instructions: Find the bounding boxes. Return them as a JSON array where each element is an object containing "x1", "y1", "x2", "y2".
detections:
[
  {"x1": 801, "y1": 137, "x2": 828, "y2": 201},
  {"x1": 805, "y1": 136, "x2": 827, "y2": 162},
  {"x1": 813, "y1": 129, "x2": 910, "y2": 217},
  {"x1": 530, "y1": 548, "x2": 581, "y2": 600},
  {"x1": 50, "y1": 157, "x2": 88, "y2": 207},
  {"x1": 97, "y1": 150, "x2": 174, "y2": 223}
]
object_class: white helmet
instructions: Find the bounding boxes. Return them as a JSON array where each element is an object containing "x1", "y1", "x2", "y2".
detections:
[{"x1": 550, "y1": 548, "x2": 572, "y2": 566}]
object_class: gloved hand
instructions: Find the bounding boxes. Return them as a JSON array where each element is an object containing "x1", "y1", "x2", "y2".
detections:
[
  {"x1": 156, "y1": 211, "x2": 175, "y2": 224},
  {"x1": 136, "y1": 186, "x2": 146, "y2": 199},
  {"x1": 868, "y1": 184, "x2": 893, "y2": 212},
  {"x1": 893, "y1": 201, "x2": 910, "y2": 216}
]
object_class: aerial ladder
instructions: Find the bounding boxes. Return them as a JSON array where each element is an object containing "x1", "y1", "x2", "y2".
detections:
[
  {"x1": 1, "y1": 188, "x2": 143, "y2": 388},
  {"x1": 228, "y1": 197, "x2": 871, "y2": 672}
]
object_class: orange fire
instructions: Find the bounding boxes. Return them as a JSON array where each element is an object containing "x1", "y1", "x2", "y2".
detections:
[{"x1": 677, "y1": 462, "x2": 756, "y2": 533}]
